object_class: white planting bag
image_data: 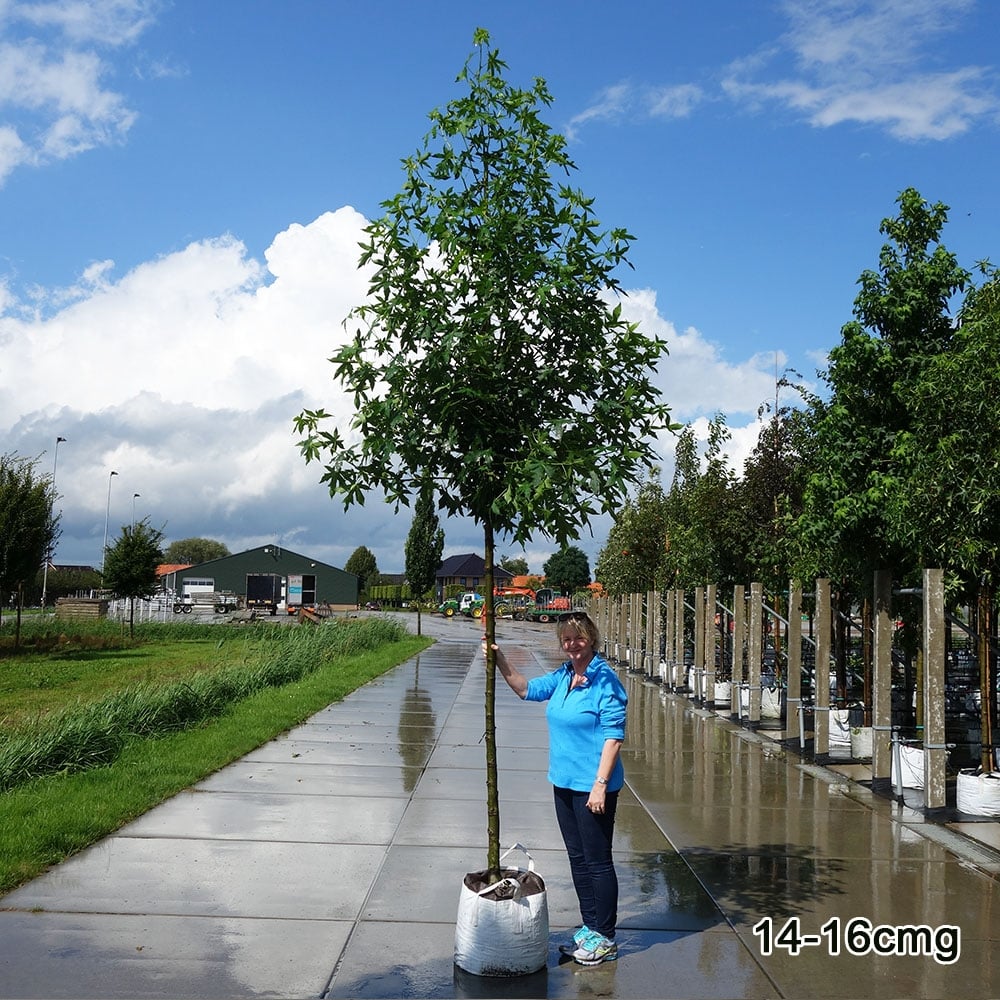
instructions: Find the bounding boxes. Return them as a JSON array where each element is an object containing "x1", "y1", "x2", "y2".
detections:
[
  {"x1": 957, "y1": 769, "x2": 1000, "y2": 817},
  {"x1": 454, "y1": 843, "x2": 549, "y2": 977},
  {"x1": 830, "y1": 708, "x2": 851, "y2": 747}
]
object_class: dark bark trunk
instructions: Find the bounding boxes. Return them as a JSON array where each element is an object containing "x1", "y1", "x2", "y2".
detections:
[
  {"x1": 483, "y1": 522, "x2": 500, "y2": 880},
  {"x1": 979, "y1": 581, "x2": 995, "y2": 773}
]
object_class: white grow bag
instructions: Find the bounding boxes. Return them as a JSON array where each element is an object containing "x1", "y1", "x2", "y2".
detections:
[
  {"x1": 956, "y1": 769, "x2": 1000, "y2": 817},
  {"x1": 739, "y1": 685, "x2": 782, "y2": 719},
  {"x1": 714, "y1": 681, "x2": 732, "y2": 705},
  {"x1": 830, "y1": 708, "x2": 851, "y2": 747},
  {"x1": 454, "y1": 843, "x2": 549, "y2": 977},
  {"x1": 892, "y1": 742, "x2": 925, "y2": 789},
  {"x1": 850, "y1": 726, "x2": 873, "y2": 759}
]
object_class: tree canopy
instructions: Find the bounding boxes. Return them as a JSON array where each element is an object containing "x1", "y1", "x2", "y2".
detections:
[
  {"x1": 103, "y1": 520, "x2": 164, "y2": 637},
  {"x1": 404, "y1": 482, "x2": 445, "y2": 634},
  {"x1": 162, "y1": 538, "x2": 231, "y2": 565},
  {"x1": 296, "y1": 29, "x2": 673, "y2": 551},
  {"x1": 0, "y1": 453, "x2": 58, "y2": 608},
  {"x1": 798, "y1": 188, "x2": 972, "y2": 591},
  {"x1": 344, "y1": 546, "x2": 379, "y2": 597},
  {"x1": 542, "y1": 545, "x2": 590, "y2": 594},
  {"x1": 499, "y1": 554, "x2": 529, "y2": 577}
]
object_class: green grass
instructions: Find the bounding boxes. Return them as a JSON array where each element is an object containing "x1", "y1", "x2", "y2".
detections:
[
  {"x1": 0, "y1": 621, "x2": 433, "y2": 894},
  {"x1": 0, "y1": 640, "x2": 251, "y2": 726}
]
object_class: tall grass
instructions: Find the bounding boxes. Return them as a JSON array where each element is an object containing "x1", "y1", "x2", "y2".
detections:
[
  {"x1": 0, "y1": 616, "x2": 408, "y2": 792},
  {"x1": 0, "y1": 630, "x2": 432, "y2": 893},
  {"x1": 1, "y1": 615, "x2": 236, "y2": 654}
]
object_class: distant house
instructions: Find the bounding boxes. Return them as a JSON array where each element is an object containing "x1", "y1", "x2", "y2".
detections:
[{"x1": 435, "y1": 553, "x2": 513, "y2": 600}]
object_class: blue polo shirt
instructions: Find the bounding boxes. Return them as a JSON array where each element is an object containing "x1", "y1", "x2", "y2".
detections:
[{"x1": 525, "y1": 653, "x2": 627, "y2": 793}]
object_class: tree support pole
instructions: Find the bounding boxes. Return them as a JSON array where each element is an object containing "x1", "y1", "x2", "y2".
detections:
[
  {"x1": 705, "y1": 582, "x2": 717, "y2": 710},
  {"x1": 786, "y1": 581, "x2": 802, "y2": 748},
  {"x1": 748, "y1": 582, "x2": 763, "y2": 726},
  {"x1": 732, "y1": 584, "x2": 745, "y2": 720},
  {"x1": 923, "y1": 568, "x2": 947, "y2": 812},
  {"x1": 814, "y1": 578, "x2": 831, "y2": 761},
  {"x1": 872, "y1": 569, "x2": 894, "y2": 790}
]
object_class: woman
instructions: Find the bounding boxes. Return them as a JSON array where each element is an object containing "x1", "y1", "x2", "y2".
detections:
[{"x1": 490, "y1": 611, "x2": 627, "y2": 966}]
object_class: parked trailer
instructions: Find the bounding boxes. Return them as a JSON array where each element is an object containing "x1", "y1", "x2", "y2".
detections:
[
  {"x1": 525, "y1": 588, "x2": 572, "y2": 623},
  {"x1": 246, "y1": 573, "x2": 283, "y2": 616},
  {"x1": 172, "y1": 591, "x2": 239, "y2": 614}
]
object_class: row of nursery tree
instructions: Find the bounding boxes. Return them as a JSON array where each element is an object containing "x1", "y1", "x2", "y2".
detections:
[{"x1": 595, "y1": 188, "x2": 999, "y2": 636}]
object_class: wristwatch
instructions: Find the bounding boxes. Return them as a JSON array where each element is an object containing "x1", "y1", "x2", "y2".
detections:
[{"x1": 595, "y1": 776, "x2": 608, "y2": 785}]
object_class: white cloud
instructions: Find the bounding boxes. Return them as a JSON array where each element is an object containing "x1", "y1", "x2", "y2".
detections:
[
  {"x1": 0, "y1": 0, "x2": 158, "y2": 183},
  {"x1": 11, "y1": 0, "x2": 160, "y2": 46},
  {"x1": 722, "y1": 0, "x2": 997, "y2": 140},
  {"x1": 566, "y1": 81, "x2": 705, "y2": 139},
  {"x1": 3, "y1": 208, "x2": 781, "y2": 576},
  {"x1": 647, "y1": 83, "x2": 704, "y2": 120},
  {"x1": 0, "y1": 122, "x2": 26, "y2": 182},
  {"x1": 565, "y1": 0, "x2": 996, "y2": 144},
  {"x1": 565, "y1": 82, "x2": 632, "y2": 139},
  {"x1": 617, "y1": 287, "x2": 782, "y2": 422},
  {"x1": 779, "y1": 0, "x2": 975, "y2": 71}
]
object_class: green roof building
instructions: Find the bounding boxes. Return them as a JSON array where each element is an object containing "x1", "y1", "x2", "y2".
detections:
[{"x1": 161, "y1": 545, "x2": 358, "y2": 612}]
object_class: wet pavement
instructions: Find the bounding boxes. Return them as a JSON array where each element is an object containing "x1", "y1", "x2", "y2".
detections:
[{"x1": 2, "y1": 614, "x2": 1000, "y2": 999}]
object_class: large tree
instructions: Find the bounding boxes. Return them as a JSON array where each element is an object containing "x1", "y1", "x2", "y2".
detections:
[
  {"x1": 733, "y1": 371, "x2": 811, "y2": 595},
  {"x1": 798, "y1": 188, "x2": 970, "y2": 589},
  {"x1": 595, "y1": 473, "x2": 669, "y2": 596},
  {"x1": 344, "y1": 546, "x2": 379, "y2": 599},
  {"x1": 33, "y1": 565, "x2": 101, "y2": 605},
  {"x1": 0, "y1": 453, "x2": 58, "y2": 644},
  {"x1": 162, "y1": 538, "x2": 230, "y2": 565},
  {"x1": 499, "y1": 554, "x2": 529, "y2": 577},
  {"x1": 797, "y1": 189, "x2": 971, "y2": 719},
  {"x1": 404, "y1": 481, "x2": 445, "y2": 635},
  {"x1": 103, "y1": 520, "x2": 164, "y2": 637},
  {"x1": 888, "y1": 268, "x2": 1000, "y2": 767},
  {"x1": 884, "y1": 266, "x2": 999, "y2": 585},
  {"x1": 651, "y1": 417, "x2": 739, "y2": 593},
  {"x1": 542, "y1": 545, "x2": 590, "y2": 595},
  {"x1": 296, "y1": 30, "x2": 672, "y2": 877}
]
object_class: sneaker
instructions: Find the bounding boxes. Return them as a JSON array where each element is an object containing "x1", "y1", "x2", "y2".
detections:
[
  {"x1": 558, "y1": 925, "x2": 592, "y2": 956},
  {"x1": 573, "y1": 930, "x2": 618, "y2": 965}
]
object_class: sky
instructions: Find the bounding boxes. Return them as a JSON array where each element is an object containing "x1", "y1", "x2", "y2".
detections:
[{"x1": 2, "y1": 0, "x2": 998, "y2": 579}]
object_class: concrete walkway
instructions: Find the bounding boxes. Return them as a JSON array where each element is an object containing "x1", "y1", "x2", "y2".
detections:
[{"x1": 2, "y1": 616, "x2": 1000, "y2": 999}]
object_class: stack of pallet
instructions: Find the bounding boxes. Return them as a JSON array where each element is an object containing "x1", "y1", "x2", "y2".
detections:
[{"x1": 55, "y1": 597, "x2": 108, "y2": 619}]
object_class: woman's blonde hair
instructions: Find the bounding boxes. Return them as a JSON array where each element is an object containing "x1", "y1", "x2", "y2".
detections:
[{"x1": 556, "y1": 611, "x2": 601, "y2": 650}]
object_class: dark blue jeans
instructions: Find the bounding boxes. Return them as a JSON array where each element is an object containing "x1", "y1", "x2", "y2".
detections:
[{"x1": 552, "y1": 785, "x2": 619, "y2": 940}]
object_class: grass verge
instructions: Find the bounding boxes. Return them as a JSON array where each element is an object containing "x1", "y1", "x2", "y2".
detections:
[{"x1": 0, "y1": 633, "x2": 431, "y2": 894}]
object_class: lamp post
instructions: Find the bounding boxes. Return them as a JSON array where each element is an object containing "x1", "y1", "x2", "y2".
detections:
[
  {"x1": 131, "y1": 493, "x2": 141, "y2": 529},
  {"x1": 40, "y1": 435, "x2": 66, "y2": 610},
  {"x1": 101, "y1": 471, "x2": 118, "y2": 577}
]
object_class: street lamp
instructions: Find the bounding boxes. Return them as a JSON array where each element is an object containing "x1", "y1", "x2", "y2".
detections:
[
  {"x1": 40, "y1": 435, "x2": 66, "y2": 610},
  {"x1": 101, "y1": 471, "x2": 118, "y2": 577},
  {"x1": 131, "y1": 493, "x2": 141, "y2": 529}
]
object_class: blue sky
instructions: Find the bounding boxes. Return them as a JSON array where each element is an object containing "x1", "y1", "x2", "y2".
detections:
[{"x1": 2, "y1": 0, "x2": 998, "y2": 579}]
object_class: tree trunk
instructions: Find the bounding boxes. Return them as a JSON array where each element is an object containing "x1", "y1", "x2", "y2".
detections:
[
  {"x1": 15, "y1": 581, "x2": 24, "y2": 651},
  {"x1": 833, "y1": 587, "x2": 848, "y2": 705},
  {"x1": 483, "y1": 523, "x2": 500, "y2": 880},
  {"x1": 861, "y1": 596, "x2": 873, "y2": 727},
  {"x1": 771, "y1": 590, "x2": 783, "y2": 686},
  {"x1": 979, "y1": 581, "x2": 995, "y2": 773}
]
